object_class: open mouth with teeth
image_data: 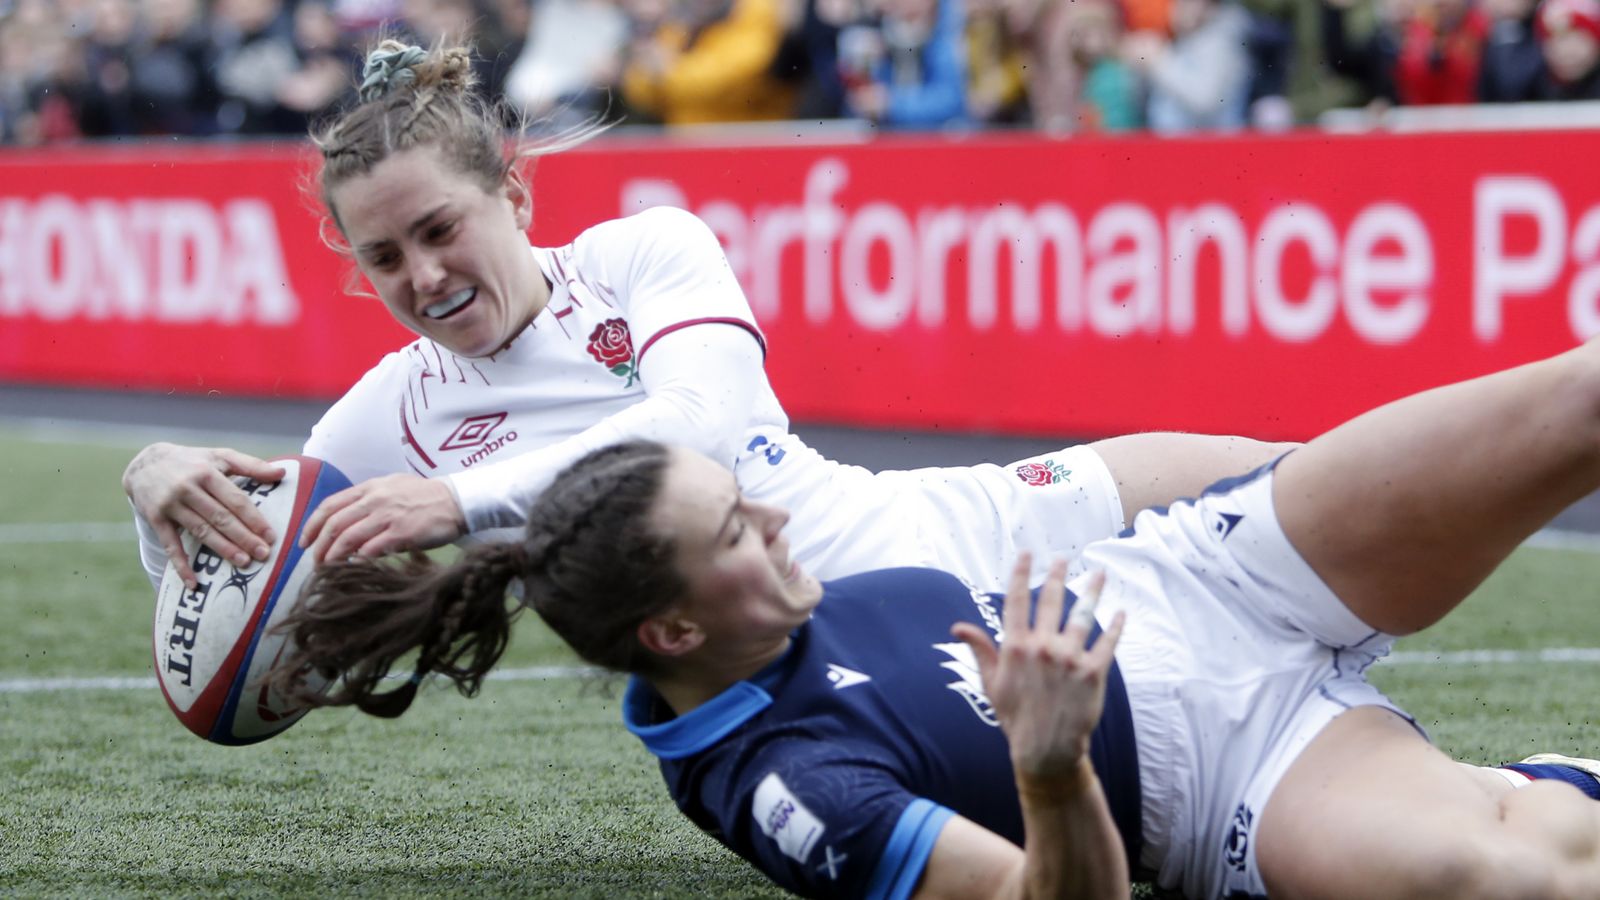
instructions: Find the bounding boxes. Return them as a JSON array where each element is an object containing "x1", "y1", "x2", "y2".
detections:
[{"x1": 424, "y1": 287, "x2": 477, "y2": 320}]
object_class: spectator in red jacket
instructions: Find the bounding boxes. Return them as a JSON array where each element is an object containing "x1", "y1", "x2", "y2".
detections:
[{"x1": 1392, "y1": 0, "x2": 1490, "y2": 104}]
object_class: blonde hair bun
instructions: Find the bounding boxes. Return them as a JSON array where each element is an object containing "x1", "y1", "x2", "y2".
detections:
[{"x1": 358, "y1": 40, "x2": 475, "y2": 102}]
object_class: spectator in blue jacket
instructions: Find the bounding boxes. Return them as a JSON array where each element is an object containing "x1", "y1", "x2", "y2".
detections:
[{"x1": 844, "y1": 0, "x2": 967, "y2": 128}]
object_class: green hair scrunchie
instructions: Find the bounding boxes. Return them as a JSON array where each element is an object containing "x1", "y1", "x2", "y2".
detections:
[{"x1": 359, "y1": 45, "x2": 429, "y2": 102}]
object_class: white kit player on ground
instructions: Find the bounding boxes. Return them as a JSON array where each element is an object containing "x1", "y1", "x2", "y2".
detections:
[
  {"x1": 121, "y1": 39, "x2": 1287, "y2": 598},
  {"x1": 273, "y1": 338, "x2": 1600, "y2": 900}
]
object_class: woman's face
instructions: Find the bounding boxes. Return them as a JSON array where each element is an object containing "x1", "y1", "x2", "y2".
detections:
[
  {"x1": 330, "y1": 145, "x2": 545, "y2": 358},
  {"x1": 651, "y1": 449, "x2": 823, "y2": 652},
  {"x1": 1545, "y1": 27, "x2": 1600, "y2": 83}
]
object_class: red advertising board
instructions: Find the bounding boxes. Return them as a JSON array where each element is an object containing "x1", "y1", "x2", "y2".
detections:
[{"x1": 3, "y1": 131, "x2": 1598, "y2": 440}]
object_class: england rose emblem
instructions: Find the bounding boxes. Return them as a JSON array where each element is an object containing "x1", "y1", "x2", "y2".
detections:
[
  {"x1": 587, "y1": 318, "x2": 637, "y2": 386},
  {"x1": 1015, "y1": 463, "x2": 1055, "y2": 486},
  {"x1": 1013, "y1": 459, "x2": 1072, "y2": 487}
]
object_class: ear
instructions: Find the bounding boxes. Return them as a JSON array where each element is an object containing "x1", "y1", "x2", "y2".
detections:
[
  {"x1": 503, "y1": 166, "x2": 533, "y2": 232},
  {"x1": 637, "y1": 610, "x2": 705, "y2": 660}
]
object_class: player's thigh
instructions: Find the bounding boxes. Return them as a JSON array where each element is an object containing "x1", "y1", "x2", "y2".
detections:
[
  {"x1": 1271, "y1": 345, "x2": 1600, "y2": 634},
  {"x1": 1257, "y1": 706, "x2": 1563, "y2": 900}
]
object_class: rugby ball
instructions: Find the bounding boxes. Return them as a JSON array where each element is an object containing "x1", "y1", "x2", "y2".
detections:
[{"x1": 152, "y1": 456, "x2": 351, "y2": 745}]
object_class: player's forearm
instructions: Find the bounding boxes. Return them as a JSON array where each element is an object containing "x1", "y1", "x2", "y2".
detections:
[
  {"x1": 450, "y1": 333, "x2": 761, "y2": 530},
  {"x1": 1012, "y1": 760, "x2": 1129, "y2": 900}
]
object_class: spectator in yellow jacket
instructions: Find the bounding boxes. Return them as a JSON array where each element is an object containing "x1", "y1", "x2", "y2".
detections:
[{"x1": 622, "y1": 0, "x2": 797, "y2": 123}]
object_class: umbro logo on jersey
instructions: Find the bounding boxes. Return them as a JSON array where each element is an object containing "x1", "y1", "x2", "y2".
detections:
[
  {"x1": 440, "y1": 412, "x2": 507, "y2": 451},
  {"x1": 825, "y1": 664, "x2": 871, "y2": 689},
  {"x1": 439, "y1": 412, "x2": 520, "y2": 468},
  {"x1": 1213, "y1": 512, "x2": 1244, "y2": 540}
]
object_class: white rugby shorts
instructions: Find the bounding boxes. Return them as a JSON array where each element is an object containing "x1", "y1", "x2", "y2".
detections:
[{"x1": 1073, "y1": 461, "x2": 1420, "y2": 900}]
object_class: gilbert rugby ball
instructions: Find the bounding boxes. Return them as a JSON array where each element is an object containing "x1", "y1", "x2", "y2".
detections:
[{"x1": 152, "y1": 456, "x2": 351, "y2": 745}]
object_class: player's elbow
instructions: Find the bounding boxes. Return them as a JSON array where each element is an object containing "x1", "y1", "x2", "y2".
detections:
[{"x1": 649, "y1": 388, "x2": 748, "y2": 466}]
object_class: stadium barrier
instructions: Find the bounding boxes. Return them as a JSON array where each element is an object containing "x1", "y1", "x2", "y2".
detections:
[{"x1": 2, "y1": 130, "x2": 1598, "y2": 440}]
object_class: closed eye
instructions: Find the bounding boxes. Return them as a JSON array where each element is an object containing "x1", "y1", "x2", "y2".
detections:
[{"x1": 364, "y1": 246, "x2": 400, "y2": 271}]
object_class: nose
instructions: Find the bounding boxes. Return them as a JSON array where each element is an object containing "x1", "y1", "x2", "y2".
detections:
[
  {"x1": 755, "y1": 502, "x2": 790, "y2": 542},
  {"x1": 408, "y1": 250, "x2": 447, "y2": 295}
]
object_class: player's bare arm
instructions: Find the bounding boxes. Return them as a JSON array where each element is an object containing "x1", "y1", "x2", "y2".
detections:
[{"x1": 123, "y1": 442, "x2": 285, "y2": 587}]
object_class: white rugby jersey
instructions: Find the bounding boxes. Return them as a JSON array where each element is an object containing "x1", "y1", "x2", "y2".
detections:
[
  {"x1": 136, "y1": 207, "x2": 1126, "y2": 592},
  {"x1": 304, "y1": 206, "x2": 819, "y2": 534}
]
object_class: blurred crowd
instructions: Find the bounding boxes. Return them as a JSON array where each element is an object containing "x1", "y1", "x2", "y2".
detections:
[{"x1": 2, "y1": 0, "x2": 1598, "y2": 144}]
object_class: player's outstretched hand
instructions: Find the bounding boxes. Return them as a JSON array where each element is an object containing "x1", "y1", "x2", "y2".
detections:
[
  {"x1": 300, "y1": 473, "x2": 466, "y2": 563},
  {"x1": 951, "y1": 555, "x2": 1126, "y2": 779},
  {"x1": 123, "y1": 442, "x2": 286, "y2": 588}
]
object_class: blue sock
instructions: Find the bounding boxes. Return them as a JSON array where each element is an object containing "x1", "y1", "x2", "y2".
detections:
[{"x1": 1503, "y1": 763, "x2": 1600, "y2": 800}]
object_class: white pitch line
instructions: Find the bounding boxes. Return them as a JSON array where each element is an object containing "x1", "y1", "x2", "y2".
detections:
[
  {"x1": 4, "y1": 653, "x2": 1600, "y2": 695},
  {"x1": 1523, "y1": 528, "x2": 1600, "y2": 554},
  {"x1": 1383, "y1": 647, "x2": 1600, "y2": 665},
  {"x1": 0, "y1": 522, "x2": 134, "y2": 543},
  {"x1": 0, "y1": 666, "x2": 594, "y2": 695},
  {"x1": 0, "y1": 414, "x2": 298, "y2": 452}
]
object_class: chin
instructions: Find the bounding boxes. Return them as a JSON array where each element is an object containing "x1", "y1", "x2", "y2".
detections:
[{"x1": 431, "y1": 330, "x2": 500, "y2": 359}]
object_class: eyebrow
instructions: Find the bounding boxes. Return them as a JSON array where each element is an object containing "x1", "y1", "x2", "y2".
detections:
[{"x1": 354, "y1": 204, "x2": 450, "y2": 255}]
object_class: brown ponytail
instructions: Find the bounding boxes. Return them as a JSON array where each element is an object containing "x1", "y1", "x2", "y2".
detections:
[
  {"x1": 272, "y1": 542, "x2": 525, "y2": 717},
  {"x1": 269, "y1": 440, "x2": 688, "y2": 718}
]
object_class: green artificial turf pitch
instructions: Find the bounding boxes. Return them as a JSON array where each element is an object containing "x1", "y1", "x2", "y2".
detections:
[{"x1": 1, "y1": 428, "x2": 1597, "y2": 898}]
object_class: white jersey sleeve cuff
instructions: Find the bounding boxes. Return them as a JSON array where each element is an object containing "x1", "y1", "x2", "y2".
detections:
[{"x1": 130, "y1": 498, "x2": 168, "y2": 592}]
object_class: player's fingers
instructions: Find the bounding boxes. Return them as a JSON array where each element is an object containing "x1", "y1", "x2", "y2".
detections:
[
  {"x1": 170, "y1": 504, "x2": 253, "y2": 568},
  {"x1": 153, "y1": 518, "x2": 198, "y2": 588},
  {"x1": 951, "y1": 622, "x2": 1000, "y2": 685},
  {"x1": 1089, "y1": 610, "x2": 1127, "y2": 668},
  {"x1": 300, "y1": 486, "x2": 362, "y2": 549},
  {"x1": 316, "y1": 509, "x2": 387, "y2": 564},
  {"x1": 1000, "y1": 552, "x2": 1032, "y2": 638},
  {"x1": 1064, "y1": 569, "x2": 1105, "y2": 644},
  {"x1": 1034, "y1": 558, "x2": 1069, "y2": 635},
  {"x1": 200, "y1": 471, "x2": 275, "y2": 556},
  {"x1": 355, "y1": 527, "x2": 410, "y2": 559},
  {"x1": 213, "y1": 448, "x2": 287, "y2": 483}
]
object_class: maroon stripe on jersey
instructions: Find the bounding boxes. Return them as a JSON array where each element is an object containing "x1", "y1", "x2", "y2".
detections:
[
  {"x1": 399, "y1": 402, "x2": 438, "y2": 470},
  {"x1": 637, "y1": 318, "x2": 767, "y2": 369},
  {"x1": 417, "y1": 369, "x2": 435, "y2": 409},
  {"x1": 550, "y1": 304, "x2": 573, "y2": 338}
]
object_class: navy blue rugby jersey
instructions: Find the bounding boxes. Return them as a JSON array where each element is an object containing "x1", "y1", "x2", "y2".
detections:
[{"x1": 622, "y1": 567, "x2": 1141, "y2": 899}]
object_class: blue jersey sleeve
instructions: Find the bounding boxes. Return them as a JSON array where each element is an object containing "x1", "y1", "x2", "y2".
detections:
[{"x1": 721, "y1": 742, "x2": 955, "y2": 899}]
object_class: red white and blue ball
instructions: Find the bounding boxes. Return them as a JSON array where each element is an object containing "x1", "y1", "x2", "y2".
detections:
[{"x1": 152, "y1": 456, "x2": 350, "y2": 745}]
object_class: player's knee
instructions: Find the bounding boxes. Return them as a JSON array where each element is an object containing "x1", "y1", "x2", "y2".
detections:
[
  {"x1": 1395, "y1": 839, "x2": 1563, "y2": 900},
  {"x1": 1405, "y1": 788, "x2": 1600, "y2": 900},
  {"x1": 1500, "y1": 782, "x2": 1600, "y2": 898}
]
